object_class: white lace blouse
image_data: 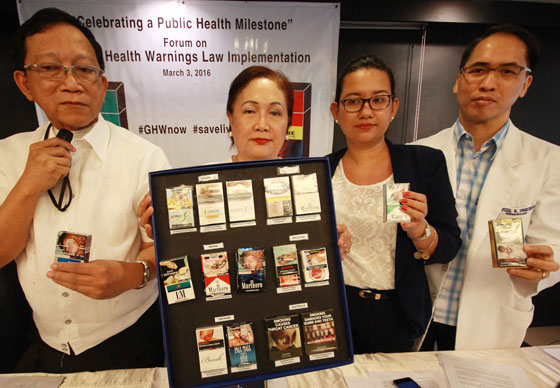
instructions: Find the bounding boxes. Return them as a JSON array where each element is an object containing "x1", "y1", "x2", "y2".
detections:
[{"x1": 331, "y1": 160, "x2": 396, "y2": 290}]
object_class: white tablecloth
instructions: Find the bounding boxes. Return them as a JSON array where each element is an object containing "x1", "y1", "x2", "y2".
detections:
[
  {"x1": 269, "y1": 346, "x2": 560, "y2": 388},
  {"x1": 2, "y1": 346, "x2": 559, "y2": 387}
]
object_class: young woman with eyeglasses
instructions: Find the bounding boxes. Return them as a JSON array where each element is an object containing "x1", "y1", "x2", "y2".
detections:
[{"x1": 328, "y1": 55, "x2": 461, "y2": 353}]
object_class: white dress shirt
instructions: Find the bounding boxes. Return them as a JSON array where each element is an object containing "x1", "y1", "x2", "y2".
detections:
[{"x1": 0, "y1": 116, "x2": 170, "y2": 355}]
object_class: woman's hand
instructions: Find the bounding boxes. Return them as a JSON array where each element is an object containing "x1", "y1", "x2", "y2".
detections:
[
  {"x1": 399, "y1": 191, "x2": 428, "y2": 237},
  {"x1": 137, "y1": 193, "x2": 154, "y2": 240},
  {"x1": 399, "y1": 191, "x2": 439, "y2": 258},
  {"x1": 337, "y1": 224, "x2": 352, "y2": 260}
]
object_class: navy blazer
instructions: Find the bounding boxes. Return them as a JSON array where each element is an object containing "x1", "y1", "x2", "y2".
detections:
[{"x1": 328, "y1": 139, "x2": 461, "y2": 336}]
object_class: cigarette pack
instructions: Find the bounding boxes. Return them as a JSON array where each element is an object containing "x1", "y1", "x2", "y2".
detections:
[
  {"x1": 159, "y1": 256, "x2": 195, "y2": 304},
  {"x1": 265, "y1": 314, "x2": 302, "y2": 364},
  {"x1": 302, "y1": 310, "x2": 337, "y2": 359},
  {"x1": 226, "y1": 180, "x2": 256, "y2": 223},
  {"x1": 54, "y1": 231, "x2": 91, "y2": 263},
  {"x1": 196, "y1": 325, "x2": 228, "y2": 378},
  {"x1": 291, "y1": 173, "x2": 321, "y2": 215},
  {"x1": 226, "y1": 322, "x2": 257, "y2": 372},
  {"x1": 489, "y1": 218, "x2": 528, "y2": 268},
  {"x1": 196, "y1": 182, "x2": 226, "y2": 226},
  {"x1": 166, "y1": 185, "x2": 195, "y2": 231},
  {"x1": 300, "y1": 248, "x2": 329, "y2": 286},
  {"x1": 383, "y1": 183, "x2": 411, "y2": 222},
  {"x1": 273, "y1": 244, "x2": 301, "y2": 292},
  {"x1": 201, "y1": 251, "x2": 232, "y2": 300},
  {"x1": 264, "y1": 176, "x2": 293, "y2": 218},
  {"x1": 236, "y1": 248, "x2": 265, "y2": 292}
]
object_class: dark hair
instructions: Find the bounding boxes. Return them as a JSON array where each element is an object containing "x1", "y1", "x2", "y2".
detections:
[
  {"x1": 459, "y1": 24, "x2": 540, "y2": 71},
  {"x1": 57, "y1": 232, "x2": 69, "y2": 246},
  {"x1": 12, "y1": 7, "x2": 105, "y2": 71},
  {"x1": 227, "y1": 66, "x2": 294, "y2": 129},
  {"x1": 335, "y1": 55, "x2": 396, "y2": 102}
]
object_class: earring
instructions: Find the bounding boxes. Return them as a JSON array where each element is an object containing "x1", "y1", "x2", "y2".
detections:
[
  {"x1": 335, "y1": 119, "x2": 339, "y2": 124},
  {"x1": 285, "y1": 134, "x2": 290, "y2": 140},
  {"x1": 390, "y1": 117, "x2": 394, "y2": 121},
  {"x1": 228, "y1": 131, "x2": 233, "y2": 138}
]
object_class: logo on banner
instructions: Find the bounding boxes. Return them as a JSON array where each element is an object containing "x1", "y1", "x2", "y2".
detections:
[
  {"x1": 101, "y1": 81, "x2": 129, "y2": 129},
  {"x1": 281, "y1": 82, "x2": 311, "y2": 158}
]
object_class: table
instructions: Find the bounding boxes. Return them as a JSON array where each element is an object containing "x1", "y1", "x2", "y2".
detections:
[
  {"x1": 268, "y1": 345, "x2": 560, "y2": 388},
  {"x1": 2, "y1": 346, "x2": 559, "y2": 387}
]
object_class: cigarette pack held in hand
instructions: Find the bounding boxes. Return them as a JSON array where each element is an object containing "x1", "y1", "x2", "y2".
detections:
[
  {"x1": 54, "y1": 231, "x2": 91, "y2": 263},
  {"x1": 488, "y1": 218, "x2": 528, "y2": 268},
  {"x1": 383, "y1": 183, "x2": 411, "y2": 222}
]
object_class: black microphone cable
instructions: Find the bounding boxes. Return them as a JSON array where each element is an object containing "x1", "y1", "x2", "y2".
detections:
[{"x1": 44, "y1": 124, "x2": 73, "y2": 212}]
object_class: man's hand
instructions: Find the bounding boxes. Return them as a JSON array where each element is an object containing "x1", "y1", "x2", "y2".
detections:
[
  {"x1": 20, "y1": 137, "x2": 75, "y2": 195},
  {"x1": 0, "y1": 137, "x2": 76, "y2": 267},
  {"x1": 47, "y1": 260, "x2": 142, "y2": 299},
  {"x1": 337, "y1": 224, "x2": 352, "y2": 260},
  {"x1": 137, "y1": 193, "x2": 154, "y2": 240},
  {"x1": 507, "y1": 245, "x2": 559, "y2": 283}
]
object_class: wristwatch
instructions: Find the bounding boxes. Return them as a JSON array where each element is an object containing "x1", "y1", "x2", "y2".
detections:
[
  {"x1": 136, "y1": 260, "x2": 151, "y2": 289},
  {"x1": 409, "y1": 221, "x2": 431, "y2": 241}
]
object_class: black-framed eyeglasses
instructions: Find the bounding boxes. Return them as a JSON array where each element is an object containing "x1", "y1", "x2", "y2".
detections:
[
  {"x1": 23, "y1": 62, "x2": 104, "y2": 82},
  {"x1": 461, "y1": 64, "x2": 531, "y2": 81},
  {"x1": 340, "y1": 94, "x2": 394, "y2": 113}
]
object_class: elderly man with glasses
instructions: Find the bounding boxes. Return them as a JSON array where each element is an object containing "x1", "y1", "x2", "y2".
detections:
[
  {"x1": 0, "y1": 8, "x2": 170, "y2": 372},
  {"x1": 416, "y1": 24, "x2": 560, "y2": 351}
]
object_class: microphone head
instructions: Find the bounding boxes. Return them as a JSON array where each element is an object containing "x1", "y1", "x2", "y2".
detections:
[{"x1": 57, "y1": 129, "x2": 73, "y2": 143}]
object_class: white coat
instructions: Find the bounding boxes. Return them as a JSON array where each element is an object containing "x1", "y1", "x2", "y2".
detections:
[{"x1": 415, "y1": 121, "x2": 560, "y2": 349}]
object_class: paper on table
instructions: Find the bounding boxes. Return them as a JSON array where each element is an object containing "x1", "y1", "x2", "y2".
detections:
[
  {"x1": 343, "y1": 370, "x2": 447, "y2": 388},
  {"x1": 529, "y1": 358, "x2": 560, "y2": 386},
  {"x1": 543, "y1": 347, "x2": 560, "y2": 362},
  {"x1": 438, "y1": 353, "x2": 533, "y2": 388},
  {"x1": 0, "y1": 375, "x2": 65, "y2": 388},
  {"x1": 343, "y1": 376, "x2": 376, "y2": 388}
]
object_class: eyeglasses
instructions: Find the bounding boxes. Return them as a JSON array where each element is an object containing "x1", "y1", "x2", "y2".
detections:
[
  {"x1": 340, "y1": 94, "x2": 394, "y2": 113},
  {"x1": 23, "y1": 62, "x2": 104, "y2": 82},
  {"x1": 461, "y1": 64, "x2": 531, "y2": 81}
]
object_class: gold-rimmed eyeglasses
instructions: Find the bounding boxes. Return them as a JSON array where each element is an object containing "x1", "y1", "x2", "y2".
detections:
[{"x1": 23, "y1": 62, "x2": 104, "y2": 82}]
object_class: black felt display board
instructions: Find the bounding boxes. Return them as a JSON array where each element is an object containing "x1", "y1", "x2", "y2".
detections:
[{"x1": 149, "y1": 157, "x2": 353, "y2": 388}]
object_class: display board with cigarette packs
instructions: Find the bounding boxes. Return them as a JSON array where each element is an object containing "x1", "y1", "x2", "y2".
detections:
[{"x1": 149, "y1": 158, "x2": 353, "y2": 388}]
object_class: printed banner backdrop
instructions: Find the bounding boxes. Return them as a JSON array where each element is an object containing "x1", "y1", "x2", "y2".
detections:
[{"x1": 17, "y1": 1, "x2": 340, "y2": 167}]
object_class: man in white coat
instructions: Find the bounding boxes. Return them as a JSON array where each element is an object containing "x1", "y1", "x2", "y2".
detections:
[{"x1": 416, "y1": 24, "x2": 560, "y2": 350}]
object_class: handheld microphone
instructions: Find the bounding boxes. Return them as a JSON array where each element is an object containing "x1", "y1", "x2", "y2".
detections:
[
  {"x1": 57, "y1": 128, "x2": 74, "y2": 143},
  {"x1": 47, "y1": 127, "x2": 74, "y2": 211}
]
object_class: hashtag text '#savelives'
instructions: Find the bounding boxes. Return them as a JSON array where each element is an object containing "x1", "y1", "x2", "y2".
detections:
[{"x1": 192, "y1": 124, "x2": 229, "y2": 134}]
